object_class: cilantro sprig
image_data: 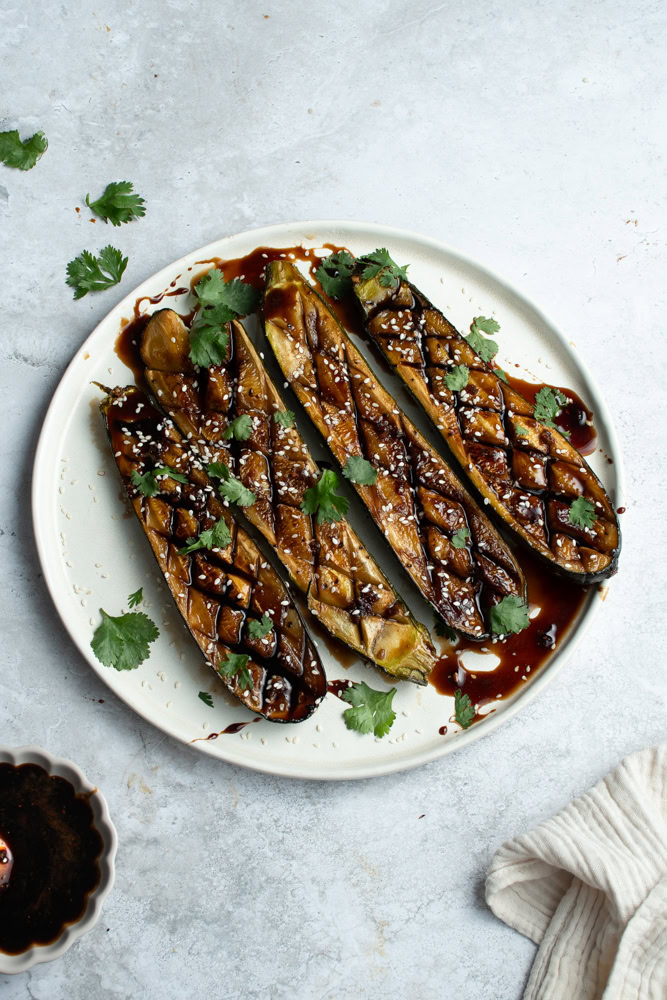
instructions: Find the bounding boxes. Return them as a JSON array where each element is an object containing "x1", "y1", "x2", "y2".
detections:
[
  {"x1": 127, "y1": 587, "x2": 143, "y2": 609},
  {"x1": 222, "y1": 414, "x2": 253, "y2": 441},
  {"x1": 218, "y1": 652, "x2": 253, "y2": 690},
  {"x1": 178, "y1": 517, "x2": 232, "y2": 556},
  {"x1": 198, "y1": 691, "x2": 214, "y2": 708},
  {"x1": 247, "y1": 615, "x2": 274, "y2": 640},
  {"x1": 273, "y1": 410, "x2": 295, "y2": 429},
  {"x1": 85, "y1": 181, "x2": 146, "y2": 225},
  {"x1": 301, "y1": 469, "x2": 349, "y2": 524},
  {"x1": 533, "y1": 387, "x2": 571, "y2": 439},
  {"x1": 489, "y1": 595, "x2": 530, "y2": 636},
  {"x1": 443, "y1": 365, "x2": 470, "y2": 391},
  {"x1": 466, "y1": 316, "x2": 500, "y2": 362},
  {"x1": 315, "y1": 250, "x2": 356, "y2": 299},
  {"x1": 359, "y1": 248, "x2": 409, "y2": 289},
  {"x1": 91, "y1": 607, "x2": 159, "y2": 671},
  {"x1": 189, "y1": 270, "x2": 260, "y2": 367},
  {"x1": 130, "y1": 465, "x2": 188, "y2": 498},
  {"x1": 0, "y1": 129, "x2": 47, "y2": 170},
  {"x1": 434, "y1": 615, "x2": 457, "y2": 641},
  {"x1": 569, "y1": 496, "x2": 596, "y2": 529},
  {"x1": 341, "y1": 681, "x2": 397, "y2": 738},
  {"x1": 454, "y1": 689, "x2": 475, "y2": 729},
  {"x1": 342, "y1": 456, "x2": 377, "y2": 486},
  {"x1": 207, "y1": 462, "x2": 256, "y2": 507},
  {"x1": 451, "y1": 527, "x2": 470, "y2": 549},
  {"x1": 66, "y1": 245, "x2": 128, "y2": 299}
]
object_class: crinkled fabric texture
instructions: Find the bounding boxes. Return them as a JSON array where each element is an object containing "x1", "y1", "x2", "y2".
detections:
[{"x1": 486, "y1": 745, "x2": 667, "y2": 1000}]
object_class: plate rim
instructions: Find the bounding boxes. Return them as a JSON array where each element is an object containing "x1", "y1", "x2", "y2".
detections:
[{"x1": 31, "y1": 219, "x2": 625, "y2": 780}]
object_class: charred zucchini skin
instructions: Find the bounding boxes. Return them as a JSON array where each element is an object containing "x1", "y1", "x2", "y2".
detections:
[
  {"x1": 352, "y1": 273, "x2": 621, "y2": 585},
  {"x1": 99, "y1": 385, "x2": 326, "y2": 723},
  {"x1": 263, "y1": 261, "x2": 528, "y2": 642},
  {"x1": 138, "y1": 307, "x2": 436, "y2": 685}
]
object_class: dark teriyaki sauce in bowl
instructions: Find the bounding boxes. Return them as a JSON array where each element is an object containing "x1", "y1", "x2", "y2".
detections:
[{"x1": 0, "y1": 763, "x2": 103, "y2": 955}]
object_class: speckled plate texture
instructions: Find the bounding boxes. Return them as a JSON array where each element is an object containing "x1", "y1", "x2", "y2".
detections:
[{"x1": 31, "y1": 221, "x2": 624, "y2": 779}]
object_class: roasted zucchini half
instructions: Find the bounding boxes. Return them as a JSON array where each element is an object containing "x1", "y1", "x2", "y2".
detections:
[
  {"x1": 99, "y1": 384, "x2": 326, "y2": 722},
  {"x1": 353, "y1": 271, "x2": 620, "y2": 583},
  {"x1": 139, "y1": 307, "x2": 436, "y2": 684},
  {"x1": 263, "y1": 261, "x2": 527, "y2": 641}
]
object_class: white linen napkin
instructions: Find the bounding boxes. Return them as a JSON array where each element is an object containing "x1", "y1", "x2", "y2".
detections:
[{"x1": 486, "y1": 745, "x2": 667, "y2": 999}]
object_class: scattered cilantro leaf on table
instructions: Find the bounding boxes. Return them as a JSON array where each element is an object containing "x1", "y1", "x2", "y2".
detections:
[
  {"x1": 454, "y1": 689, "x2": 475, "y2": 729},
  {"x1": 569, "y1": 496, "x2": 596, "y2": 529},
  {"x1": 341, "y1": 681, "x2": 396, "y2": 738},
  {"x1": 248, "y1": 615, "x2": 274, "y2": 640},
  {"x1": 273, "y1": 410, "x2": 295, "y2": 428},
  {"x1": 315, "y1": 250, "x2": 356, "y2": 299},
  {"x1": 66, "y1": 245, "x2": 128, "y2": 299},
  {"x1": 85, "y1": 181, "x2": 146, "y2": 225},
  {"x1": 434, "y1": 615, "x2": 458, "y2": 641},
  {"x1": 178, "y1": 517, "x2": 232, "y2": 555},
  {"x1": 490, "y1": 595, "x2": 530, "y2": 635},
  {"x1": 198, "y1": 691, "x2": 214, "y2": 708},
  {"x1": 91, "y1": 608, "x2": 159, "y2": 671},
  {"x1": 301, "y1": 469, "x2": 349, "y2": 524},
  {"x1": 451, "y1": 527, "x2": 470, "y2": 549},
  {"x1": 359, "y1": 248, "x2": 409, "y2": 289},
  {"x1": 218, "y1": 652, "x2": 253, "y2": 690},
  {"x1": 130, "y1": 465, "x2": 188, "y2": 498},
  {"x1": 0, "y1": 129, "x2": 47, "y2": 170},
  {"x1": 443, "y1": 365, "x2": 470, "y2": 391},
  {"x1": 127, "y1": 587, "x2": 143, "y2": 608},
  {"x1": 342, "y1": 456, "x2": 377, "y2": 486},
  {"x1": 207, "y1": 462, "x2": 256, "y2": 507},
  {"x1": 222, "y1": 414, "x2": 253, "y2": 441}
]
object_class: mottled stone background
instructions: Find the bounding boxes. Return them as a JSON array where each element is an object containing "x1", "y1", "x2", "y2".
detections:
[{"x1": 1, "y1": 1, "x2": 665, "y2": 997}]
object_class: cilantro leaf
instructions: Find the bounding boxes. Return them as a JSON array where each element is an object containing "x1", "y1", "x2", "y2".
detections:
[
  {"x1": 189, "y1": 324, "x2": 229, "y2": 368},
  {"x1": 434, "y1": 616, "x2": 457, "y2": 641},
  {"x1": 91, "y1": 608, "x2": 159, "y2": 671},
  {"x1": 533, "y1": 387, "x2": 570, "y2": 436},
  {"x1": 301, "y1": 469, "x2": 349, "y2": 524},
  {"x1": 198, "y1": 691, "x2": 214, "y2": 708},
  {"x1": 247, "y1": 614, "x2": 274, "y2": 639},
  {"x1": 0, "y1": 129, "x2": 47, "y2": 170},
  {"x1": 470, "y1": 316, "x2": 500, "y2": 336},
  {"x1": 130, "y1": 465, "x2": 188, "y2": 497},
  {"x1": 195, "y1": 270, "x2": 260, "y2": 315},
  {"x1": 341, "y1": 681, "x2": 397, "y2": 738},
  {"x1": 218, "y1": 652, "x2": 253, "y2": 690},
  {"x1": 451, "y1": 527, "x2": 470, "y2": 549},
  {"x1": 454, "y1": 689, "x2": 475, "y2": 729},
  {"x1": 490, "y1": 595, "x2": 530, "y2": 636},
  {"x1": 443, "y1": 365, "x2": 470, "y2": 391},
  {"x1": 315, "y1": 250, "x2": 356, "y2": 299},
  {"x1": 495, "y1": 368, "x2": 510, "y2": 384},
  {"x1": 66, "y1": 245, "x2": 128, "y2": 299},
  {"x1": 359, "y1": 248, "x2": 409, "y2": 289},
  {"x1": 466, "y1": 323, "x2": 499, "y2": 362},
  {"x1": 273, "y1": 409, "x2": 295, "y2": 428},
  {"x1": 127, "y1": 587, "x2": 143, "y2": 608},
  {"x1": 569, "y1": 496, "x2": 596, "y2": 529},
  {"x1": 178, "y1": 516, "x2": 232, "y2": 555},
  {"x1": 222, "y1": 414, "x2": 253, "y2": 441},
  {"x1": 515, "y1": 424, "x2": 530, "y2": 437},
  {"x1": 207, "y1": 462, "x2": 256, "y2": 507},
  {"x1": 342, "y1": 456, "x2": 377, "y2": 486},
  {"x1": 85, "y1": 181, "x2": 146, "y2": 226}
]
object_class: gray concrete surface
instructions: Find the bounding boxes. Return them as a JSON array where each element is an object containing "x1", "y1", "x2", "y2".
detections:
[{"x1": 1, "y1": 1, "x2": 666, "y2": 997}]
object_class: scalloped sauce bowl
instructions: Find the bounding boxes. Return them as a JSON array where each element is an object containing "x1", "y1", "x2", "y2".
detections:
[{"x1": 0, "y1": 746, "x2": 117, "y2": 974}]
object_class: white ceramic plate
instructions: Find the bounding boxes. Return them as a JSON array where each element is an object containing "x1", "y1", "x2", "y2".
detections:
[{"x1": 32, "y1": 221, "x2": 623, "y2": 780}]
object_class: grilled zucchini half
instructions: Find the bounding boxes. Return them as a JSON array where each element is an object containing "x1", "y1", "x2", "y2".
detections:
[
  {"x1": 263, "y1": 261, "x2": 527, "y2": 641},
  {"x1": 353, "y1": 271, "x2": 620, "y2": 583},
  {"x1": 99, "y1": 384, "x2": 326, "y2": 722},
  {"x1": 138, "y1": 307, "x2": 436, "y2": 684}
]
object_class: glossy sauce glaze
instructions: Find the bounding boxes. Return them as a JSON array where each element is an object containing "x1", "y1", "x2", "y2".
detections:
[
  {"x1": 0, "y1": 763, "x2": 103, "y2": 955},
  {"x1": 115, "y1": 243, "x2": 599, "y2": 718}
]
